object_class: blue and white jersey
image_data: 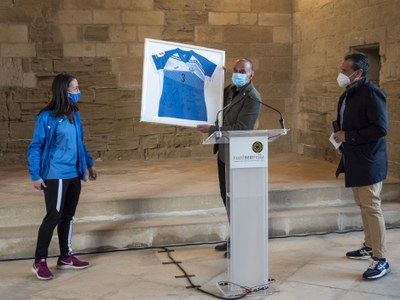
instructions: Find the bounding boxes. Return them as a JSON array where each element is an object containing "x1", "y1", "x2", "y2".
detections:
[{"x1": 152, "y1": 48, "x2": 217, "y2": 121}]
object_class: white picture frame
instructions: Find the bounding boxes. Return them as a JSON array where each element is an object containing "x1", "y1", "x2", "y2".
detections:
[{"x1": 141, "y1": 38, "x2": 225, "y2": 127}]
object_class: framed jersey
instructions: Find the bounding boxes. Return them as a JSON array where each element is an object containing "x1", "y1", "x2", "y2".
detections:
[{"x1": 141, "y1": 38, "x2": 225, "y2": 127}]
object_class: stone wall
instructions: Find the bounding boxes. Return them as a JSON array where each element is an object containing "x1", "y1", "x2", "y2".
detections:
[
  {"x1": 293, "y1": 0, "x2": 400, "y2": 177},
  {"x1": 0, "y1": 0, "x2": 293, "y2": 164}
]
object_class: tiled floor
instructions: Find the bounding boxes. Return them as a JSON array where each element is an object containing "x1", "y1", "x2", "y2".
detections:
[{"x1": 1, "y1": 228, "x2": 399, "y2": 300}]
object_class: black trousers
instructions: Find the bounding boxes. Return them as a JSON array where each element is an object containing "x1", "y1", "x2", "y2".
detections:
[
  {"x1": 217, "y1": 157, "x2": 227, "y2": 207},
  {"x1": 35, "y1": 177, "x2": 81, "y2": 262}
]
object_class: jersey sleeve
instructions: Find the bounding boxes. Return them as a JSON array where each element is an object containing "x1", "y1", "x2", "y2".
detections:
[
  {"x1": 193, "y1": 52, "x2": 217, "y2": 78},
  {"x1": 151, "y1": 48, "x2": 176, "y2": 70}
]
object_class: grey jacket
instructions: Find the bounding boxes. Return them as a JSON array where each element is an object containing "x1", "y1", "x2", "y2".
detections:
[{"x1": 209, "y1": 81, "x2": 262, "y2": 162}]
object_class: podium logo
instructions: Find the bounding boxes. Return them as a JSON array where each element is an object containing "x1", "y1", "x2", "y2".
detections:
[{"x1": 252, "y1": 141, "x2": 263, "y2": 153}]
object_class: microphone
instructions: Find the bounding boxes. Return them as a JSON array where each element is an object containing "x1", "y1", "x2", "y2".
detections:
[{"x1": 249, "y1": 97, "x2": 286, "y2": 130}]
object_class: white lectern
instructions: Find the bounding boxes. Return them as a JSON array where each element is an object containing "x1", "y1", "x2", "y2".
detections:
[{"x1": 204, "y1": 129, "x2": 287, "y2": 297}]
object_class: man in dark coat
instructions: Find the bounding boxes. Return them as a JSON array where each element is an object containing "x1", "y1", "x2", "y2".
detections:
[
  {"x1": 197, "y1": 58, "x2": 261, "y2": 256},
  {"x1": 333, "y1": 52, "x2": 390, "y2": 279}
]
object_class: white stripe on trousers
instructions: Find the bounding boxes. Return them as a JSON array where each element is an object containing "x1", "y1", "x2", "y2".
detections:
[
  {"x1": 68, "y1": 220, "x2": 73, "y2": 254},
  {"x1": 56, "y1": 179, "x2": 63, "y2": 212}
]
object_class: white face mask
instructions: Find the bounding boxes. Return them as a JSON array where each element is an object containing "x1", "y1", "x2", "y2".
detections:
[{"x1": 337, "y1": 71, "x2": 356, "y2": 88}]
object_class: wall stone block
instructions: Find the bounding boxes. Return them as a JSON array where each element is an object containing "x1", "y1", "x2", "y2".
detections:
[
  {"x1": 36, "y1": 43, "x2": 63, "y2": 58},
  {"x1": 8, "y1": 24, "x2": 29, "y2": 42},
  {"x1": 166, "y1": 10, "x2": 207, "y2": 26},
  {"x1": 273, "y1": 26, "x2": 292, "y2": 44},
  {"x1": 144, "y1": 147, "x2": 192, "y2": 159},
  {"x1": 387, "y1": 121, "x2": 400, "y2": 144},
  {"x1": 0, "y1": 24, "x2": 8, "y2": 42},
  {"x1": 137, "y1": 26, "x2": 163, "y2": 42},
  {"x1": 222, "y1": 26, "x2": 273, "y2": 43},
  {"x1": 94, "y1": 58, "x2": 113, "y2": 72},
  {"x1": 0, "y1": 8, "x2": 32, "y2": 23},
  {"x1": 93, "y1": 9, "x2": 121, "y2": 24},
  {"x1": 0, "y1": 93, "x2": 9, "y2": 121},
  {"x1": 54, "y1": 58, "x2": 95, "y2": 73},
  {"x1": 84, "y1": 26, "x2": 110, "y2": 42},
  {"x1": 162, "y1": 26, "x2": 194, "y2": 42},
  {"x1": 122, "y1": 11, "x2": 164, "y2": 25},
  {"x1": 5, "y1": 140, "x2": 31, "y2": 158},
  {"x1": 252, "y1": 0, "x2": 292, "y2": 13},
  {"x1": 128, "y1": 43, "x2": 144, "y2": 57},
  {"x1": 0, "y1": 0, "x2": 13, "y2": 8},
  {"x1": 108, "y1": 136, "x2": 140, "y2": 151},
  {"x1": 35, "y1": 75, "x2": 55, "y2": 89},
  {"x1": 20, "y1": 102, "x2": 45, "y2": 121},
  {"x1": 251, "y1": 43, "x2": 292, "y2": 57},
  {"x1": 110, "y1": 25, "x2": 137, "y2": 42},
  {"x1": 205, "y1": 0, "x2": 251, "y2": 12},
  {"x1": 78, "y1": 73, "x2": 119, "y2": 89},
  {"x1": 94, "y1": 88, "x2": 122, "y2": 104},
  {"x1": 84, "y1": 136, "x2": 109, "y2": 152},
  {"x1": 239, "y1": 13, "x2": 257, "y2": 25},
  {"x1": 194, "y1": 26, "x2": 224, "y2": 43},
  {"x1": 58, "y1": 9, "x2": 93, "y2": 24},
  {"x1": 61, "y1": 0, "x2": 105, "y2": 9},
  {"x1": 54, "y1": 25, "x2": 82, "y2": 43},
  {"x1": 9, "y1": 120, "x2": 34, "y2": 139},
  {"x1": 134, "y1": 122, "x2": 175, "y2": 135},
  {"x1": 103, "y1": 0, "x2": 154, "y2": 10},
  {"x1": 221, "y1": 43, "x2": 252, "y2": 58},
  {"x1": 113, "y1": 103, "x2": 136, "y2": 120},
  {"x1": 140, "y1": 134, "x2": 160, "y2": 150},
  {"x1": 0, "y1": 58, "x2": 24, "y2": 87},
  {"x1": 63, "y1": 43, "x2": 96, "y2": 57},
  {"x1": 154, "y1": 0, "x2": 205, "y2": 11},
  {"x1": 111, "y1": 57, "x2": 141, "y2": 75},
  {"x1": 22, "y1": 73, "x2": 37, "y2": 88},
  {"x1": 27, "y1": 13, "x2": 55, "y2": 43},
  {"x1": 259, "y1": 13, "x2": 291, "y2": 26},
  {"x1": 1, "y1": 43, "x2": 36, "y2": 57},
  {"x1": 208, "y1": 12, "x2": 239, "y2": 25}
]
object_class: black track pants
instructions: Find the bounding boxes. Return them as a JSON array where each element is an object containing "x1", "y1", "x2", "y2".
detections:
[{"x1": 34, "y1": 177, "x2": 81, "y2": 262}]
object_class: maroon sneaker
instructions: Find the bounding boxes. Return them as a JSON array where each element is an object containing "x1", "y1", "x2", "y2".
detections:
[
  {"x1": 32, "y1": 259, "x2": 53, "y2": 280},
  {"x1": 57, "y1": 254, "x2": 89, "y2": 270}
]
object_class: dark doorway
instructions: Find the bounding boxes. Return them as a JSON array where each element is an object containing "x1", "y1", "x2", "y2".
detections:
[{"x1": 350, "y1": 44, "x2": 380, "y2": 86}]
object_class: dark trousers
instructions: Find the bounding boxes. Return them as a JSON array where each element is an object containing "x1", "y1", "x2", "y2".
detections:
[
  {"x1": 217, "y1": 157, "x2": 227, "y2": 207},
  {"x1": 35, "y1": 177, "x2": 81, "y2": 262}
]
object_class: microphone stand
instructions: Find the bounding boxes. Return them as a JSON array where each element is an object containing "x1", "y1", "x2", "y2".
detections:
[
  {"x1": 214, "y1": 102, "x2": 233, "y2": 138},
  {"x1": 249, "y1": 97, "x2": 286, "y2": 131}
]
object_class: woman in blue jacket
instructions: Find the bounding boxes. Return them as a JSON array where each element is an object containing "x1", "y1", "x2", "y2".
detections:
[{"x1": 28, "y1": 73, "x2": 97, "y2": 280}]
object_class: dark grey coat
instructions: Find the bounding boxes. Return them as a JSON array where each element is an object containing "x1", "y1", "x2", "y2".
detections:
[
  {"x1": 209, "y1": 81, "x2": 262, "y2": 163},
  {"x1": 335, "y1": 77, "x2": 388, "y2": 187}
]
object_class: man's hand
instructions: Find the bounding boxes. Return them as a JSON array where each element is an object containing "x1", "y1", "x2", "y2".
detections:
[
  {"x1": 333, "y1": 130, "x2": 346, "y2": 143},
  {"x1": 196, "y1": 125, "x2": 210, "y2": 133}
]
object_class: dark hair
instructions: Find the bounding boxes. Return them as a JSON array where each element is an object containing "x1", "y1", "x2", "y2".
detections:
[
  {"x1": 344, "y1": 52, "x2": 370, "y2": 77},
  {"x1": 39, "y1": 73, "x2": 78, "y2": 122}
]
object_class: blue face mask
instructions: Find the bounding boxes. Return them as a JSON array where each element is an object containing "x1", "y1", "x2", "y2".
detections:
[
  {"x1": 232, "y1": 73, "x2": 248, "y2": 87},
  {"x1": 68, "y1": 92, "x2": 81, "y2": 103}
]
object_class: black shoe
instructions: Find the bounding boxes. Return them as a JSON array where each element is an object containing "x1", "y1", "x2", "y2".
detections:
[
  {"x1": 346, "y1": 243, "x2": 372, "y2": 260},
  {"x1": 215, "y1": 242, "x2": 227, "y2": 252}
]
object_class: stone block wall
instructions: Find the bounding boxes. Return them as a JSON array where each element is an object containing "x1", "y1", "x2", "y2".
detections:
[
  {"x1": 293, "y1": 0, "x2": 400, "y2": 178},
  {"x1": 0, "y1": 0, "x2": 293, "y2": 164}
]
